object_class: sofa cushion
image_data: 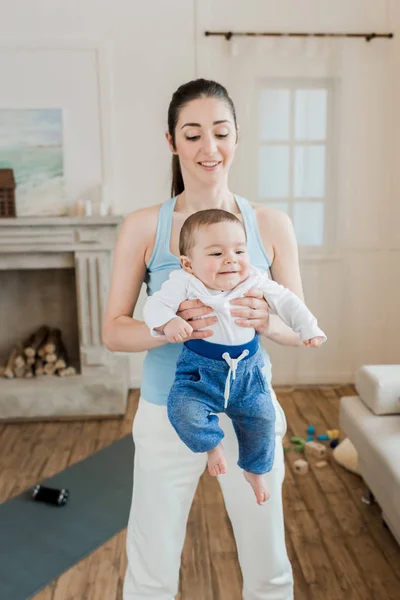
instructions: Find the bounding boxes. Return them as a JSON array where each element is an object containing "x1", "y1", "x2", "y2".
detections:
[
  {"x1": 355, "y1": 365, "x2": 400, "y2": 415},
  {"x1": 340, "y1": 395, "x2": 400, "y2": 502}
]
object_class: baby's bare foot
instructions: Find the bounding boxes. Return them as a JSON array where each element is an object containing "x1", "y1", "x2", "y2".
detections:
[
  {"x1": 243, "y1": 471, "x2": 270, "y2": 505},
  {"x1": 207, "y1": 444, "x2": 227, "y2": 476}
]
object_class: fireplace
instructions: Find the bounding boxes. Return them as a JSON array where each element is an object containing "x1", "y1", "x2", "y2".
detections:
[
  {"x1": 0, "y1": 216, "x2": 129, "y2": 420},
  {"x1": 0, "y1": 268, "x2": 81, "y2": 373}
]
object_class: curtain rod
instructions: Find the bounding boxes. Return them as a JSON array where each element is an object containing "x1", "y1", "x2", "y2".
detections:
[{"x1": 205, "y1": 31, "x2": 394, "y2": 42}]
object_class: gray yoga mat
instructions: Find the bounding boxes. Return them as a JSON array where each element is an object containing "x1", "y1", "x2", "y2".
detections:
[{"x1": 0, "y1": 435, "x2": 134, "y2": 600}]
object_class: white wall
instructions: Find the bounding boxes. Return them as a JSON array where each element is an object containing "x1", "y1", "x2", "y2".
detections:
[
  {"x1": 1, "y1": 0, "x2": 399, "y2": 386},
  {"x1": 196, "y1": 0, "x2": 400, "y2": 384}
]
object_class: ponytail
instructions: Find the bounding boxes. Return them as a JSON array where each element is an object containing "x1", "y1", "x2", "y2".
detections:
[{"x1": 171, "y1": 154, "x2": 184, "y2": 197}]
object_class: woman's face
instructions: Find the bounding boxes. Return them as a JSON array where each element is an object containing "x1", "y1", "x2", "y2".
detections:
[{"x1": 167, "y1": 96, "x2": 238, "y2": 188}]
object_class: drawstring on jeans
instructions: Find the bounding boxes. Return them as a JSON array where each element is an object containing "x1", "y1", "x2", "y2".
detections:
[{"x1": 221, "y1": 349, "x2": 249, "y2": 409}]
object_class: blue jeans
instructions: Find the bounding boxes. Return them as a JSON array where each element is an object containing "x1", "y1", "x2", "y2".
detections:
[{"x1": 167, "y1": 335, "x2": 276, "y2": 474}]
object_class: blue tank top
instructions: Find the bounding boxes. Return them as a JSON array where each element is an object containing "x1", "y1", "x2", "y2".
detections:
[{"x1": 141, "y1": 195, "x2": 272, "y2": 405}]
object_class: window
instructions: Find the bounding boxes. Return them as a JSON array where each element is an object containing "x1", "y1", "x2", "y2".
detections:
[{"x1": 257, "y1": 81, "x2": 333, "y2": 247}]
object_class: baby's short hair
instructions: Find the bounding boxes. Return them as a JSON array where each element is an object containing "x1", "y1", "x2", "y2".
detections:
[{"x1": 179, "y1": 208, "x2": 245, "y2": 256}]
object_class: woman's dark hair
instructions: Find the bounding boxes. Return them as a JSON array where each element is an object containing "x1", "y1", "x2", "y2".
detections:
[{"x1": 168, "y1": 79, "x2": 238, "y2": 197}]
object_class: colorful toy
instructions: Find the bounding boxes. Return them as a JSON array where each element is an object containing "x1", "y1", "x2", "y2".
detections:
[
  {"x1": 317, "y1": 434, "x2": 330, "y2": 441},
  {"x1": 307, "y1": 425, "x2": 315, "y2": 435},
  {"x1": 290, "y1": 436, "x2": 306, "y2": 452},
  {"x1": 290, "y1": 436, "x2": 305, "y2": 444},
  {"x1": 330, "y1": 438, "x2": 340, "y2": 449},
  {"x1": 294, "y1": 444, "x2": 305, "y2": 453},
  {"x1": 306, "y1": 435, "x2": 314, "y2": 442},
  {"x1": 327, "y1": 429, "x2": 340, "y2": 440}
]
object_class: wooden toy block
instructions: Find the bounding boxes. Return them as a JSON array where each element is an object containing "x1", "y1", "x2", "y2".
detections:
[
  {"x1": 315, "y1": 460, "x2": 328, "y2": 469},
  {"x1": 305, "y1": 441, "x2": 327, "y2": 458},
  {"x1": 294, "y1": 459, "x2": 309, "y2": 474}
]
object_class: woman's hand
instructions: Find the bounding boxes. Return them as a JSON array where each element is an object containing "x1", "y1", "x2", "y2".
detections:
[
  {"x1": 176, "y1": 299, "x2": 217, "y2": 340},
  {"x1": 229, "y1": 288, "x2": 270, "y2": 336}
]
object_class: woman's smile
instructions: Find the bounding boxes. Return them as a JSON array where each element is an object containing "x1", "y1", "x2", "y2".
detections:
[{"x1": 198, "y1": 160, "x2": 222, "y2": 171}]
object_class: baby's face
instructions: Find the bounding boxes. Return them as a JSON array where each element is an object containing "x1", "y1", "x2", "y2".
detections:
[{"x1": 181, "y1": 221, "x2": 250, "y2": 291}]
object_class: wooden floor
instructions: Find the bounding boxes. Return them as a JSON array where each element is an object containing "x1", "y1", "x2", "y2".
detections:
[{"x1": 1, "y1": 385, "x2": 400, "y2": 600}]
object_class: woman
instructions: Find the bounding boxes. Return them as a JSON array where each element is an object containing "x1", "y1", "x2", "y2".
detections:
[{"x1": 102, "y1": 79, "x2": 304, "y2": 600}]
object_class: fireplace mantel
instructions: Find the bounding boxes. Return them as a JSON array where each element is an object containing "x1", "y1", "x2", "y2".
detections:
[
  {"x1": 0, "y1": 216, "x2": 122, "y2": 226},
  {"x1": 0, "y1": 216, "x2": 122, "y2": 260},
  {"x1": 0, "y1": 216, "x2": 130, "y2": 421}
]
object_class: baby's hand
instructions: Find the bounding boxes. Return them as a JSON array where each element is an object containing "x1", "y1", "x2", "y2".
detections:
[
  {"x1": 163, "y1": 317, "x2": 193, "y2": 343},
  {"x1": 304, "y1": 336, "x2": 325, "y2": 348}
]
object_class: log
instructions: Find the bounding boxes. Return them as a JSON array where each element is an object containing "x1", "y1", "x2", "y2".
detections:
[
  {"x1": 45, "y1": 353, "x2": 57, "y2": 364},
  {"x1": 58, "y1": 366, "x2": 77, "y2": 377},
  {"x1": 5, "y1": 345, "x2": 26, "y2": 372},
  {"x1": 46, "y1": 330, "x2": 69, "y2": 370},
  {"x1": 34, "y1": 360, "x2": 44, "y2": 377},
  {"x1": 14, "y1": 350, "x2": 25, "y2": 369},
  {"x1": 24, "y1": 368, "x2": 34, "y2": 379},
  {"x1": 44, "y1": 328, "x2": 62, "y2": 354},
  {"x1": 43, "y1": 363, "x2": 57, "y2": 375},
  {"x1": 54, "y1": 337, "x2": 69, "y2": 369},
  {"x1": 14, "y1": 365, "x2": 26, "y2": 378},
  {"x1": 54, "y1": 357, "x2": 67, "y2": 370},
  {"x1": 23, "y1": 326, "x2": 50, "y2": 358},
  {"x1": 4, "y1": 347, "x2": 18, "y2": 379},
  {"x1": 41, "y1": 331, "x2": 70, "y2": 370}
]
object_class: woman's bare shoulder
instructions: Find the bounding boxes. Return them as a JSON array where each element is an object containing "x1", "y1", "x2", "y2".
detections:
[
  {"x1": 251, "y1": 201, "x2": 302, "y2": 295},
  {"x1": 122, "y1": 203, "x2": 162, "y2": 232},
  {"x1": 115, "y1": 203, "x2": 163, "y2": 265},
  {"x1": 251, "y1": 202, "x2": 294, "y2": 244},
  {"x1": 251, "y1": 202, "x2": 291, "y2": 227}
]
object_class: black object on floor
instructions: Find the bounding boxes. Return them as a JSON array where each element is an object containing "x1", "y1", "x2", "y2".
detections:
[
  {"x1": 32, "y1": 484, "x2": 69, "y2": 506},
  {"x1": 0, "y1": 435, "x2": 134, "y2": 600}
]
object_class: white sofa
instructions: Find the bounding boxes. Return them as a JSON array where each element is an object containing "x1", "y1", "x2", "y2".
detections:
[{"x1": 340, "y1": 365, "x2": 400, "y2": 545}]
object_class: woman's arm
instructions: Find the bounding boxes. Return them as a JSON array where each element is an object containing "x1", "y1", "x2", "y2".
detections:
[
  {"x1": 259, "y1": 206, "x2": 305, "y2": 346},
  {"x1": 229, "y1": 206, "x2": 304, "y2": 346},
  {"x1": 102, "y1": 207, "x2": 217, "y2": 351},
  {"x1": 102, "y1": 208, "x2": 168, "y2": 353}
]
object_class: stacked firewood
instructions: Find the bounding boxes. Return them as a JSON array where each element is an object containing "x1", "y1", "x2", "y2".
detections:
[{"x1": 0, "y1": 326, "x2": 77, "y2": 379}]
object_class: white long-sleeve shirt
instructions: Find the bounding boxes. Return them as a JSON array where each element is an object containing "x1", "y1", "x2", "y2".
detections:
[{"x1": 143, "y1": 266, "x2": 327, "y2": 346}]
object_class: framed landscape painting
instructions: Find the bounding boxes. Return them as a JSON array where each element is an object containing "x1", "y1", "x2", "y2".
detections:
[{"x1": 0, "y1": 109, "x2": 66, "y2": 216}]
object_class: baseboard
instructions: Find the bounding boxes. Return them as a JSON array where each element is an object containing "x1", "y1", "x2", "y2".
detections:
[
  {"x1": 272, "y1": 371, "x2": 354, "y2": 386},
  {"x1": 128, "y1": 376, "x2": 142, "y2": 390}
]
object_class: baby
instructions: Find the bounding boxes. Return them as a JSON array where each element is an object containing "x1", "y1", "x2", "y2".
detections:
[{"x1": 143, "y1": 209, "x2": 326, "y2": 504}]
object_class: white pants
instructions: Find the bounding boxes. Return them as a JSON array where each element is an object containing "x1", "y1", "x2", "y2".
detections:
[{"x1": 123, "y1": 390, "x2": 293, "y2": 600}]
